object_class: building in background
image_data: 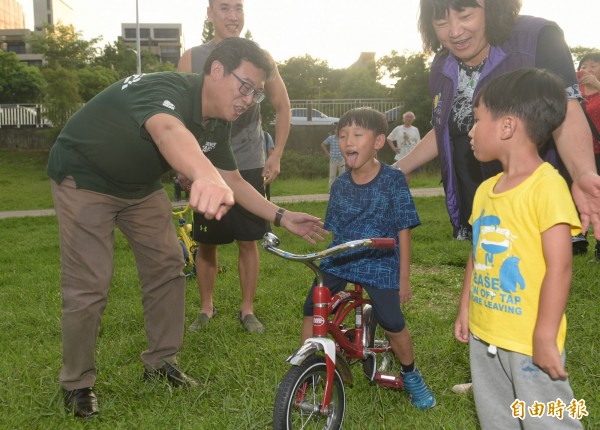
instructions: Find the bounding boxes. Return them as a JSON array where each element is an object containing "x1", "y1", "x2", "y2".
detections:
[
  {"x1": 0, "y1": 0, "x2": 74, "y2": 66},
  {"x1": 0, "y1": 0, "x2": 26, "y2": 29},
  {"x1": 121, "y1": 23, "x2": 183, "y2": 67}
]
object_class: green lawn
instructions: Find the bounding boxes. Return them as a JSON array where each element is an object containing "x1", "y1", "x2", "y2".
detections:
[{"x1": 0, "y1": 149, "x2": 596, "y2": 429}]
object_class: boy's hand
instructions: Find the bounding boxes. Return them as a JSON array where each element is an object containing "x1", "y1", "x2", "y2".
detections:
[
  {"x1": 454, "y1": 307, "x2": 469, "y2": 344},
  {"x1": 533, "y1": 338, "x2": 568, "y2": 380},
  {"x1": 399, "y1": 281, "x2": 412, "y2": 304}
]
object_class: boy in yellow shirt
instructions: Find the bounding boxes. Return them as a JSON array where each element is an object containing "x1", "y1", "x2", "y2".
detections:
[{"x1": 454, "y1": 68, "x2": 584, "y2": 429}]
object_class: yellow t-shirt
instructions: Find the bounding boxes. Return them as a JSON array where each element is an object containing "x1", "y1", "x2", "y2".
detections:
[{"x1": 468, "y1": 163, "x2": 581, "y2": 356}]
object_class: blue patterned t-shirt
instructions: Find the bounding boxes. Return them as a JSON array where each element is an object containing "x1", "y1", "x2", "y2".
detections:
[{"x1": 320, "y1": 163, "x2": 420, "y2": 289}]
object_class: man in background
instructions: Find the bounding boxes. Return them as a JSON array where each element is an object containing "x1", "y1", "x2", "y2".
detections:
[{"x1": 178, "y1": 0, "x2": 291, "y2": 333}]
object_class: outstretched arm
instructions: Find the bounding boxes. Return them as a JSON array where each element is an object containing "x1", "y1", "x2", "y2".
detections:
[
  {"x1": 553, "y1": 99, "x2": 600, "y2": 238},
  {"x1": 219, "y1": 168, "x2": 326, "y2": 243},
  {"x1": 145, "y1": 113, "x2": 234, "y2": 220},
  {"x1": 394, "y1": 129, "x2": 439, "y2": 174},
  {"x1": 533, "y1": 223, "x2": 573, "y2": 380}
]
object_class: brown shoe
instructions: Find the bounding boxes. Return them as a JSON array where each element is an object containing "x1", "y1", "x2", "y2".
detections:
[{"x1": 63, "y1": 387, "x2": 99, "y2": 418}]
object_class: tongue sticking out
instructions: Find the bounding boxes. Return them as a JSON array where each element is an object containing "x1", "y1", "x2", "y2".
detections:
[{"x1": 346, "y1": 152, "x2": 358, "y2": 168}]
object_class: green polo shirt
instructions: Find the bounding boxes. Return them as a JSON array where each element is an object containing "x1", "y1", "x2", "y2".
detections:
[{"x1": 47, "y1": 72, "x2": 235, "y2": 199}]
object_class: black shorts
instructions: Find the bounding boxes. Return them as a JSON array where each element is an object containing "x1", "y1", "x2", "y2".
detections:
[
  {"x1": 192, "y1": 168, "x2": 271, "y2": 244},
  {"x1": 303, "y1": 272, "x2": 406, "y2": 333}
]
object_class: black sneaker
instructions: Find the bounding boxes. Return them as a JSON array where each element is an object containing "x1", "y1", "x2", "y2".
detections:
[
  {"x1": 143, "y1": 362, "x2": 199, "y2": 388},
  {"x1": 63, "y1": 387, "x2": 99, "y2": 418},
  {"x1": 572, "y1": 233, "x2": 589, "y2": 255}
]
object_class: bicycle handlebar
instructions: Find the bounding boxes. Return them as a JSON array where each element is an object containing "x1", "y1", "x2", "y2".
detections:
[
  {"x1": 172, "y1": 203, "x2": 191, "y2": 218},
  {"x1": 261, "y1": 232, "x2": 396, "y2": 263}
]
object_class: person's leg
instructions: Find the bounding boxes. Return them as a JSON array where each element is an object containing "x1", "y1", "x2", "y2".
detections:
[
  {"x1": 52, "y1": 178, "x2": 118, "y2": 391},
  {"x1": 116, "y1": 189, "x2": 186, "y2": 370},
  {"x1": 328, "y1": 159, "x2": 337, "y2": 189},
  {"x1": 237, "y1": 239, "x2": 260, "y2": 318},
  {"x1": 196, "y1": 243, "x2": 219, "y2": 317},
  {"x1": 469, "y1": 335, "x2": 522, "y2": 430},
  {"x1": 365, "y1": 285, "x2": 435, "y2": 410}
]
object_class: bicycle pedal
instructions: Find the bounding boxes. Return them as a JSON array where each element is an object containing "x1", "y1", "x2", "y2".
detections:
[
  {"x1": 375, "y1": 372, "x2": 404, "y2": 390},
  {"x1": 362, "y1": 355, "x2": 377, "y2": 381}
]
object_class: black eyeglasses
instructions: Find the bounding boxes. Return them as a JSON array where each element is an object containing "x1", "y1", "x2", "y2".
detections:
[{"x1": 230, "y1": 70, "x2": 266, "y2": 104}]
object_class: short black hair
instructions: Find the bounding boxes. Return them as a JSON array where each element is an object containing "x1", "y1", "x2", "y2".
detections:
[
  {"x1": 203, "y1": 37, "x2": 272, "y2": 80},
  {"x1": 418, "y1": 0, "x2": 521, "y2": 53},
  {"x1": 473, "y1": 68, "x2": 566, "y2": 149},
  {"x1": 337, "y1": 107, "x2": 388, "y2": 137},
  {"x1": 578, "y1": 52, "x2": 600, "y2": 70}
]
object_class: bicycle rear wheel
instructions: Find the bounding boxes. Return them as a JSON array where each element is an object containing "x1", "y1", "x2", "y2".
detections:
[{"x1": 273, "y1": 355, "x2": 345, "y2": 430}]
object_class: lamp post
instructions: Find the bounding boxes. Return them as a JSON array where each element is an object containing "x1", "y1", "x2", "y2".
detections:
[{"x1": 135, "y1": 0, "x2": 141, "y2": 75}]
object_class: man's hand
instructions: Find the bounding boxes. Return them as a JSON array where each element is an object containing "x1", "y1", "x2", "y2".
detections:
[
  {"x1": 262, "y1": 154, "x2": 281, "y2": 185},
  {"x1": 278, "y1": 210, "x2": 327, "y2": 244},
  {"x1": 188, "y1": 179, "x2": 234, "y2": 221}
]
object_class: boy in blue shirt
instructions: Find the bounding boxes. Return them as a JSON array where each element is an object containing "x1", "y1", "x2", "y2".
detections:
[{"x1": 301, "y1": 107, "x2": 435, "y2": 410}]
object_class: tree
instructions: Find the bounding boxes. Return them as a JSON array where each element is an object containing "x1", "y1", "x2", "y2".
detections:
[
  {"x1": 201, "y1": 17, "x2": 214, "y2": 43},
  {"x1": 41, "y1": 65, "x2": 81, "y2": 132},
  {"x1": 77, "y1": 65, "x2": 119, "y2": 101},
  {"x1": 378, "y1": 52, "x2": 431, "y2": 131},
  {"x1": 28, "y1": 23, "x2": 101, "y2": 69},
  {"x1": 0, "y1": 51, "x2": 44, "y2": 103},
  {"x1": 278, "y1": 55, "x2": 333, "y2": 100}
]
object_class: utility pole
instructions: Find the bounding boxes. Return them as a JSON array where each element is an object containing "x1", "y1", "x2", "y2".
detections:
[{"x1": 135, "y1": 0, "x2": 142, "y2": 75}]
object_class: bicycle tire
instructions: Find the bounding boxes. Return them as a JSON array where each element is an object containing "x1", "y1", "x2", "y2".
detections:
[{"x1": 273, "y1": 355, "x2": 345, "y2": 430}]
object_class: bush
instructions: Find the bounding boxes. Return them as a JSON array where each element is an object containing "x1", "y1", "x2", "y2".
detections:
[{"x1": 280, "y1": 150, "x2": 328, "y2": 179}]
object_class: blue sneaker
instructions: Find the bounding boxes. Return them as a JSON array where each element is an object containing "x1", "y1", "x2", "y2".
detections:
[{"x1": 401, "y1": 369, "x2": 436, "y2": 410}]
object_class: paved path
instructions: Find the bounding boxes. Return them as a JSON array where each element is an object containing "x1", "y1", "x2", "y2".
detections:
[{"x1": 0, "y1": 187, "x2": 444, "y2": 219}]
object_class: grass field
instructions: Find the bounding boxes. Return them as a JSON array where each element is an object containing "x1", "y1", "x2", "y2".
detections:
[{"x1": 0, "y1": 149, "x2": 597, "y2": 429}]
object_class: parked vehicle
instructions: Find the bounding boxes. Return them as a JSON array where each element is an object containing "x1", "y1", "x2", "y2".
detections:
[{"x1": 290, "y1": 108, "x2": 339, "y2": 125}]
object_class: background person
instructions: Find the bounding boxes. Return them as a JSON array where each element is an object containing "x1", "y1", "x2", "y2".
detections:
[
  {"x1": 455, "y1": 68, "x2": 584, "y2": 430},
  {"x1": 387, "y1": 111, "x2": 420, "y2": 182},
  {"x1": 577, "y1": 52, "x2": 600, "y2": 259},
  {"x1": 320, "y1": 123, "x2": 345, "y2": 190},
  {"x1": 177, "y1": 0, "x2": 291, "y2": 334},
  {"x1": 48, "y1": 37, "x2": 324, "y2": 419},
  {"x1": 396, "y1": 0, "x2": 599, "y2": 250}
]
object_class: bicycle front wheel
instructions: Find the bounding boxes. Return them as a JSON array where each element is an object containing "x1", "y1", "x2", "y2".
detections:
[{"x1": 273, "y1": 355, "x2": 346, "y2": 430}]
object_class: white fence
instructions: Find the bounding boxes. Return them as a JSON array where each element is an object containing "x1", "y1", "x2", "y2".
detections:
[
  {"x1": 290, "y1": 99, "x2": 403, "y2": 120},
  {"x1": 0, "y1": 104, "x2": 53, "y2": 128}
]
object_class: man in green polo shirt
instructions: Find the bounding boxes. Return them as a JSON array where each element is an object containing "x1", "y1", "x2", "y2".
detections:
[{"x1": 47, "y1": 37, "x2": 325, "y2": 419}]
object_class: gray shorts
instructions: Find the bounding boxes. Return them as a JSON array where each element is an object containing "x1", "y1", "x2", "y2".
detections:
[{"x1": 469, "y1": 334, "x2": 584, "y2": 430}]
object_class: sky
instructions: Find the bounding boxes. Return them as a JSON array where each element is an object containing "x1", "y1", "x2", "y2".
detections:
[{"x1": 20, "y1": 0, "x2": 598, "y2": 69}]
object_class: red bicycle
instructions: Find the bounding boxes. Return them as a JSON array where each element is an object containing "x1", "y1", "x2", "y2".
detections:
[{"x1": 262, "y1": 232, "x2": 404, "y2": 430}]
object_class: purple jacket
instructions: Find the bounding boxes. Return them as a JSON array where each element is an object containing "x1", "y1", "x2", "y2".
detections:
[{"x1": 429, "y1": 16, "x2": 564, "y2": 231}]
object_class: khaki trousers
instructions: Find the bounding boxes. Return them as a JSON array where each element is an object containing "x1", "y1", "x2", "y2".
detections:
[{"x1": 51, "y1": 177, "x2": 185, "y2": 390}]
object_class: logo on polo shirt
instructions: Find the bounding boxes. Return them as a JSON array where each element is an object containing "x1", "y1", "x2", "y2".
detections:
[
  {"x1": 202, "y1": 141, "x2": 217, "y2": 153},
  {"x1": 162, "y1": 100, "x2": 175, "y2": 110}
]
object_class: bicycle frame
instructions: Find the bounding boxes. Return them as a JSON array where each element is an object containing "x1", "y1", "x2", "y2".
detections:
[
  {"x1": 263, "y1": 232, "x2": 403, "y2": 417},
  {"x1": 172, "y1": 204, "x2": 197, "y2": 277}
]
